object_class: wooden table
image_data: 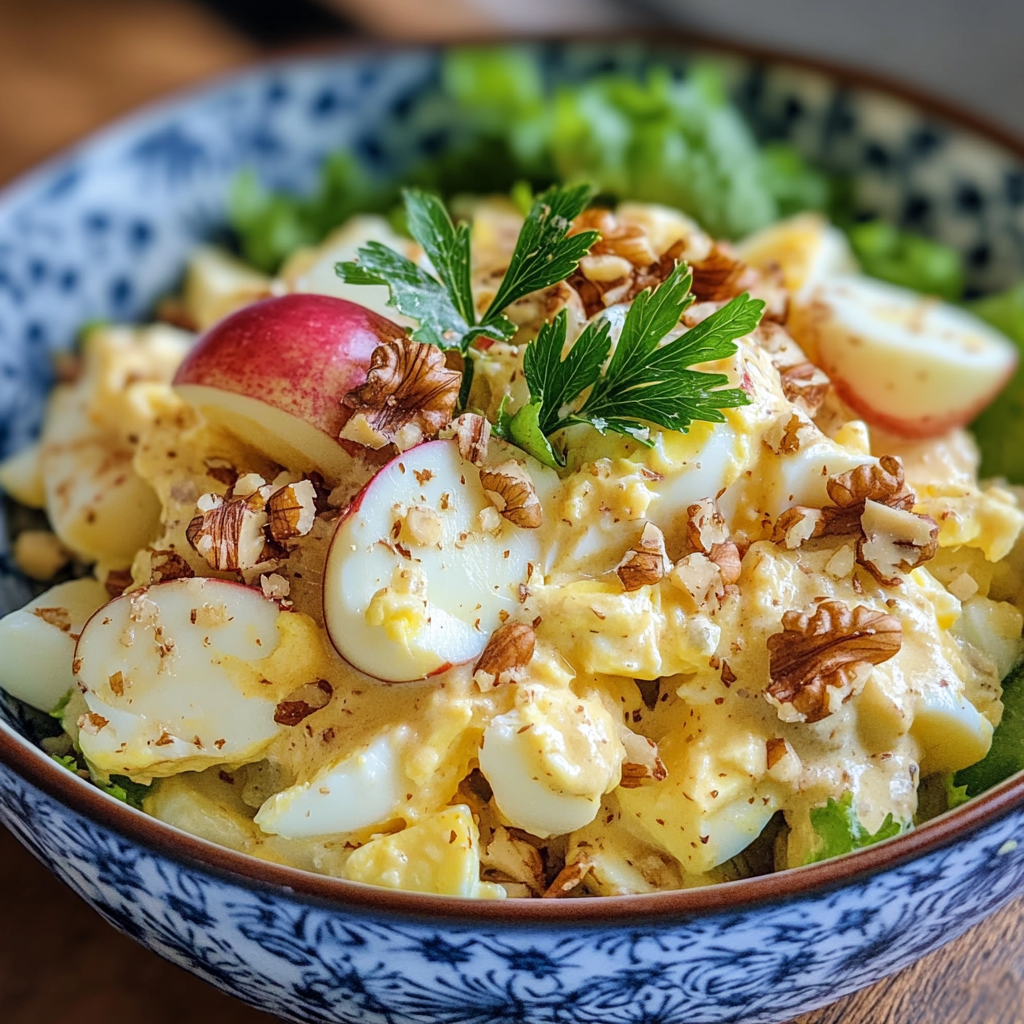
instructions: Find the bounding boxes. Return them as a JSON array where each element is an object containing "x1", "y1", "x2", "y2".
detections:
[{"x1": 1, "y1": 2, "x2": 1022, "y2": 1021}]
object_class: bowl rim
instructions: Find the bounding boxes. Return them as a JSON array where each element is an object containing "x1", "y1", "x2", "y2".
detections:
[{"x1": 1, "y1": 33, "x2": 1023, "y2": 925}]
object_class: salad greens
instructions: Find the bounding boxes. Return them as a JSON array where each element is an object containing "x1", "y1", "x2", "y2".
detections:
[
  {"x1": 508, "y1": 265, "x2": 758, "y2": 467},
  {"x1": 954, "y1": 659, "x2": 1024, "y2": 798},
  {"x1": 846, "y1": 220, "x2": 964, "y2": 301},
  {"x1": 806, "y1": 791, "x2": 904, "y2": 864},
  {"x1": 969, "y1": 283, "x2": 1024, "y2": 481}
]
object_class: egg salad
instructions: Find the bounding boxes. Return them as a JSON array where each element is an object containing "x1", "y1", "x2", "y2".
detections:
[{"x1": 2, "y1": 186, "x2": 1023, "y2": 900}]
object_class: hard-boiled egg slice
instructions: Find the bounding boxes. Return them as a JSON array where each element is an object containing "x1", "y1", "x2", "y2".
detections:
[
  {"x1": 792, "y1": 275, "x2": 1018, "y2": 438},
  {"x1": 0, "y1": 578, "x2": 109, "y2": 712},
  {"x1": 73, "y1": 578, "x2": 286, "y2": 776},
  {"x1": 254, "y1": 733, "x2": 409, "y2": 839},
  {"x1": 342, "y1": 804, "x2": 504, "y2": 897},
  {"x1": 478, "y1": 684, "x2": 625, "y2": 839},
  {"x1": 323, "y1": 439, "x2": 540, "y2": 682}
]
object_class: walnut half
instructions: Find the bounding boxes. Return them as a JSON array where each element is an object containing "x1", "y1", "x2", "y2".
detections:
[
  {"x1": 341, "y1": 337, "x2": 461, "y2": 452},
  {"x1": 766, "y1": 600, "x2": 902, "y2": 723},
  {"x1": 616, "y1": 523, "x2": 670, "y2": 591},
  {"x1": 479, "y1": 461, "x2": 542, "y2": 529},
  {"x1": 473, "y1": 621, "x2": 536, "y2": 689}
]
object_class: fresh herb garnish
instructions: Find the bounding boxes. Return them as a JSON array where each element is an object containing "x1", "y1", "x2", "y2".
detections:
[
  {"x1": 506, "y1": 263, "x2": 760, "y2": 467},
  {"x1": 805, "y1": 791, "x2": 904, "y2": 864},
  {"x1": 336, "y1": 184, "x2": 599, "y2": 353},
  {"x1": 51, "y1": 747, "x2": 152, "y2": 810}
]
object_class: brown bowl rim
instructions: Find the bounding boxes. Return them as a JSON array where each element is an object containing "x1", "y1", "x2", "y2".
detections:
[{"x1": 1, "y1": 31, "x2": 1023, "y2": 925}]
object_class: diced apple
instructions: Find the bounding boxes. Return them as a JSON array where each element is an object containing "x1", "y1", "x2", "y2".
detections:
[
  {"x1": 0, "y1": 578, "x2": 109, "y2": 712},
  {"x1": 478, "y1": 685, "x2": 624, "y2": 839},
  {"x1": 791, "y1": 275, "x2": 1018, "y2": 438},
  {"x1": 73, "y1": 577, "x2": 287, "y2": 776},
  {"x1": 323, "y1": 439, "x2": 541, "y2": 682},
  {"x1": 279, "y1": 215, "x2": 419, "y2": 327},
  {"x1": 254, "y1": 732, "x2": 408, "y2": 839},
  {"x1": 173, "y1": 294, "x2": 405, "y2": 484},
  {"x1": 0, "y1": 440, "x2": 45, "y2": 508},
  {"x1": 183, "y1": 245, "x2": 272, "y2": 331}
]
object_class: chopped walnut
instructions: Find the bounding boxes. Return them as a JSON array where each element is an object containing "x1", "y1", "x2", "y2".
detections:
[
  {"x1": 616, "y1": 523, "x2": 670, "y2": 591},
  {"x1": 686, "y1": 498, "x2": 729, "y2": 554},
  {"x1": 542, "y1": 854, "x2": 594, "y2": 898},
  {"x1": 766, "y1": 413, "x2": 815, "y2": 456},
  {"x1": 618, "y1": 730, "x2": 668, "y2": 788},
  {"x1": 479, "y1": 461, "x2": 542, "y2": 529},
  {"x1": 828, "y1": 455, "x2": 915, "y2": 511},
  {"x1": 771, "y1": 507, "x2": 824, "y2": 550},
  {"x1": 452, "y1": 413, "x2": 491, "y2": 466},
  {"x1": 231, "y1": 473, "x2": 270, "y2": 500},
  {"x1": 778, "y1": 362, "x2": 831, "y2": 416},
  {"x1": 401, "y1": 505, "x2": 444, "y2": 546},
  {"x1": 473, "y1": 621, "x2": 536, "y2": 689},
  {"x1": 708, "y1": 541, "x2": 742, "y2": 586},
  {"x1": 260, "y1": 573, "x2": 291, "y2": 600},
  {"x1": 187, "y1": 491, "x2": 269, "y2": 572},
  {"x1": 570, "y1": 208, "x2": 659, "y2": 267},
  {"x1": 148, "y1": 549, "x2": 195, "y2": 584},
  {"x1": 690, "y1": 243, "x2": 755, "y2": 302},
  {"x1": 341, "y1": 338, "x2": 461, "y2": 452},
  {"x1": 857, "y1": 500, "x2": 939, "y2": 586},
  {"x1": 668, "y1": 553, "x2": 725, "y2": 612},
  {"x1": 482, "y1": 826, "x2": 546, "y2": 895},
  {"x1": 274, "y1": 679, "x2": 333, "y2": 726},
  {"x1": 268, "y1": 480, "x2": 317, "y2": 543},
  {"x1": 766, "y1": 600, "x2": 902, "y2": 723},
  {"x1": 78, "y1": 712, "x2": 109, "y2": 736}
]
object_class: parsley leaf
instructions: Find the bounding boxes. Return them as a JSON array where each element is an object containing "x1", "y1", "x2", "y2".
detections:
[
  {"x1": 335, "y1": 240, "x2": 471, "y2": 350},
  {"x1": 512, "y1": 262, "x2": 758, "y2": 466},
  {"x1": 102, "y1": 774, "x2": 153, "y2": 811},
  {"x1": 334, "y1": 183, "x2": 599, "y2": 354},
  {"x1": 805, "y1": 791, "x2": 904, "y2": 864},
  {"x1": 482, "y1": 182, "x2": 599, "y2": 328}
]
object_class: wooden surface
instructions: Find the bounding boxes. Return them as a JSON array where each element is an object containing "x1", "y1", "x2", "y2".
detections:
[{"x1": 1, "y1": 1, "x2": 1022, "y2": 1021}]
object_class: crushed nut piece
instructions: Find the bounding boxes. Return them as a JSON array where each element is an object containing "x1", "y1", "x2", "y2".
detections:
[
  {"x1": 708, "y1": 541, "x2": 742, "y2": 586},
  {"x1": 268, "y1": 480, "x2": 317, "y2": 543},
  {"x1": 766, "y1": 600, "x2": 902, "y2": 723},
  {"x1": 828, "y1": 455, "x2": 914, "y2": 511},
  {"x1": 402, "y1": 505, "x2": 444, "y2": 546},
  {"x1": 690, "y1": 243, "x2": 754, "y2": 302},
  {"x1": 482, "y1": 826, "x2": 545, "y2": 895},
  {"x1": 187, "y1": 492, "x2": 269, "y2": 572},
  {"x1": 668, "y1": 552, "x2": 725, "y2": 611},
  {"x1": 274, "y1": 679, "x2": 333, "y2": 726},
  {"x1": 771, "y1": 507, "x2": 824, "y2": 550},
  {"x1": 204, "y1": 457, "x2": 238, "y2": 488},
  {"x1": 473, "y1": 621, "x2": 536, "y2": 689},
  {"x1": 260, "y1": 573, "x2": 291, "y2": 600},
  {"x1": 616, "y1": 523, "x2": 670, "y2": 591},
  {"x1": 479, "y1": 461, "x2": 542, "y2": 529},
  {"x1": 542, "y1": 854, "x2": 594, "y2": 898},
  {"x1": 686, "y1": 497, "x2": 729, "y2": 554},
  {"x1": 341, "y1": 337, "x2": 461, "y2": 451},
  {"x1": 78, "y1": 712, "x2": 109, "y2": 736},
  {"x1": 148, "y1": 549, "x2": 195, "y2": 584},
  {"x1": 452, "y1": 413, "x2": 491, "y2": 466},
  {"x1": 32, "y1": 606, "x2": 72, "y2": 631},
  {"x1": 778, "y1": 362, "x2": 831, "y2": 416},
  {"x1": 619, "y1": 730, "x2": 668, "y2": 788},
  {"x1": 766, "y1": 737, "x2": 789, "y2": 770},
  {"x1": 767, "y1": 413, "x2": 814, "y2": 456},
  {"x1": 857, "y1": 500, "x2": 939, "y2": 586}
]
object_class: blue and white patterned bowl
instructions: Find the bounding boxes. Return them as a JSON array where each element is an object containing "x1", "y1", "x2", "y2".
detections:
[{"x1": 2, "y1": 41, "x2": 1024, "y2": 1024}]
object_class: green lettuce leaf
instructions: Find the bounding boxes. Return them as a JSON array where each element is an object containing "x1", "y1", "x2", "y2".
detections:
[
  {"x1": 805, "y1": 791, "x2": 904, "y2": 864},
  {"x1": 954, "y1": 659, "x2": 1024, "y2": 797},
  {"x1": 847, "y1": 220, "x2": 964, "y2": 300}
]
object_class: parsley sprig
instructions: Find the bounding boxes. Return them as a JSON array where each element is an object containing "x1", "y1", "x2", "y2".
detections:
[
  {"x1": 507, "y1": 262, "x2": 761, "y2": 467},
  {"x1": 335, "y1": 183, "x2": 599, "y2": 353}
]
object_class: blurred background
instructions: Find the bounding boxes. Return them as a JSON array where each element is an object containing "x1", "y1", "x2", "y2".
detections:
[
  {"x1": 2, "y1": 0, "x2": 1024, "y2": 186},
  {"x1": 2, "y1": 2, "x2": 1023, "y2": 1023}
]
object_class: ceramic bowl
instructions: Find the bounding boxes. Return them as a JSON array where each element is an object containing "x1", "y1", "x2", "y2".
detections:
[{"x1": 2, "y1": 40, "x2": 1024, "y2": 1024}]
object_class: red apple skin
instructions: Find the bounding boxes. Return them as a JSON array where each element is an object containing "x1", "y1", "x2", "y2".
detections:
[
  {"x1": 828, "y1": 363, "x2": 1017, "y2": 440},
  {"x1": 173, "y1": 293, "x2": 405, "y2": 441}
]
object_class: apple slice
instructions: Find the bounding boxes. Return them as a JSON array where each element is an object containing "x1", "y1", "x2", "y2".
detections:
[
  {"x1": 73, "y1": 577, "x2": 287, "y2": 777},
  {"x1": 173, "y1": 294, "x2": 405, "y2": 485},
  {"x1": 792, "y1": 275, "x2": 1018, "y2": 438},
  {"x1": 323, "y1": 439, "x2": 541, "y2": 682},
  {"x1": 0, "y1": 578, "x2": 109, "y2": 712}
]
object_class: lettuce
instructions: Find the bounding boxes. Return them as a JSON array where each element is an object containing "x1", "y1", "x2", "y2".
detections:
[
  {"x1": 847, "y1": 220, "x2": 964, "y2": 301},
  {"x1": 805, "y1": 791, "x2": 904, "y2": 864},
  {"x1": 968, "y1": 284, "x2": 1024, "y2": 481},
  {"x1": 954, "y1": 659, "x2": 1024, "y2": 797}
]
